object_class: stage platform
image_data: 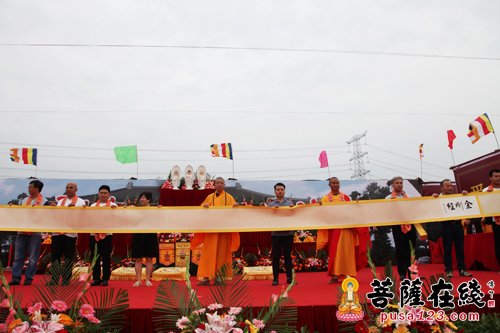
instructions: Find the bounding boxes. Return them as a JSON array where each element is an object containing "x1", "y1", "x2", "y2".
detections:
[{"x1": 4, "y1": 264, "x2": 499, "y2": 333}]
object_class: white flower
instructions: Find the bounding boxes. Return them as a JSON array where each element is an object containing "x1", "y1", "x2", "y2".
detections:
[
  {"x1": 50, "y1": 313, "x2": 60, "y2": 323},
  {"x1": 32, "y1": 310, "x2": 42, "y2": 323},
  {"x1": 204, "y1": 312, "x2": 237, "y2": 332},
  {"x1": 176, "y1": 316, "x2": 190, "y2": 329},
  {"x1": 394, "y1": 307, "x2": 411, "y2": 328}
]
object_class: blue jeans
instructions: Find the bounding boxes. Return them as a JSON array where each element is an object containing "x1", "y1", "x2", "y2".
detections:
[{"x1": 11, "y1": 233, "x2": 42, "y2": 283}]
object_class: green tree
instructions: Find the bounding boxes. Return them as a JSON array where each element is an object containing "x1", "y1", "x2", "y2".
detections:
[{"x1": 361, "y1": 182, "x2": 390, "y2": 200}]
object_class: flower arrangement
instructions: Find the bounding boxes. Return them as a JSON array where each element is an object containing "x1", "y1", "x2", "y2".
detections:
[
  {"x1": 174, "y1": 303, "x2": 269, "y2": 332},
  {"x1": 153, "y1": 264, "x2": 300, "y2": 333},
  {"x1": 232, "y1": 249, "x2": 328, "y2": 273},
  {"x1": 158, "y1": 233, "x2": 194, "y2": 243},
  {"x1": 293, "y1": 230, "x2": 315, "y2": 243},
  {"x1": 0, "y1": 247, "x2": 129, "y2": 333}
]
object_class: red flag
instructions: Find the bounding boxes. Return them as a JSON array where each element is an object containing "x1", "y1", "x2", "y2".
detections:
[
  {"x1": 447, "y1": 130, "x2": 456, "y2": 149},
  {"x1": 318, "y1": 150, "x2": 329, "y2": 168}
]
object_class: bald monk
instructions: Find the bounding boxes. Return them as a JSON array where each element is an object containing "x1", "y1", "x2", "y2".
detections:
[
  {"x1": 317, "y1": 177, "x2": 370, "y2": 283},
  {"x1": 191, "y1": 177, "x2": 239, "y2": 285}
]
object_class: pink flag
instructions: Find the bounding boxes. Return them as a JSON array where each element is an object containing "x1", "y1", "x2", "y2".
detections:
[{"x1": 318, "y1": 150, "x2": 329, "y2": 168}]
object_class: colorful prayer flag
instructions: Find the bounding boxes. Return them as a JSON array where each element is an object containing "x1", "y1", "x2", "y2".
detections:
[
  {"x1": 114, "y1": 145, "x2": 138, "y2": 164},
  {"x1": 318, "y1": 150, "x2": 329, "y2": 168},
  {"x1": 468, "y1": 113, "x2": 494, "y2": 144},
  {"x1": 419, "y1": 144, "x2": 424, "y2": 159},
  {"x1": 447, "y1": 130, "x2": 456, "y2": 149},
  {"x1": 10, "y1": 148, "x2": 37, "y2": 165},
  {"x1": 210, "y1": 143, "x2": 233, "y2": 160}
]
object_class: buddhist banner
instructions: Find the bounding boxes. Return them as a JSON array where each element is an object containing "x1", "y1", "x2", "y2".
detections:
[{"x1": 0, "y1": 192, "x2": 497, "y2": 233}]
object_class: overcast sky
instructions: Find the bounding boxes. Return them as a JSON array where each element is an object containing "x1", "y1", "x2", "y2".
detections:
[{"x1": 0, "y1": 0, "x2": 499, "y2": 182}]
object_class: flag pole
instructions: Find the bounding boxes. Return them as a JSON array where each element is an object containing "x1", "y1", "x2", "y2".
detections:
[
  {"x1": 136, "y1": 146, "x2": 139, "y2": 179},
  {"x1": 420, "y1": 159, "x2": 423, "y2": 180},
  {"x1": 493, "y1": 131, "x2": 500, "y2": 149},
  {"x1": 328, "y1": 166, "x2": 331, "y2": 178},
  {"x1": 232, "y1": 159, "x2": 235, "y2": 179},
  {"x1": 449, "y1": 149, "x2": 456, "y2": 166}
]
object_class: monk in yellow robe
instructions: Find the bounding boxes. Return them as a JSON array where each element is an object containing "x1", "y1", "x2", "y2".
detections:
[
  {"x1": 317, "y1": 177, "x2": 370, "y2": 283},
  {"x1": 191, "y1": 177, "x2": 239, "y2": 285}
]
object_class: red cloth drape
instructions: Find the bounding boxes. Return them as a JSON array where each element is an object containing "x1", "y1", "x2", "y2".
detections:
[
  {"x1": 159, "y1": 188, "x2": 213, "y2": 206},
  {"x1": 429, "y1": 232, "x2": 499, "y2": 271}
]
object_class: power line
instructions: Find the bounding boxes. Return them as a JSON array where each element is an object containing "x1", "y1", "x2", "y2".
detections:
[
  {"x1": 369, "y1": 158, "x2": 449, "y2": 180},
  {"x1": 0, "y1": 110, "x2": 497, "y2": 117},
  {"x1": 367, "y1": 144, "x2": 449, "y2": 170},
  {"x1": 0, "y1": 165, "x2": 350, "y2": 176},
  {"x1": 0, "y1": 141, "x2": 348, "y2": 153},
  {"x1": 1, "y1": 42, "x2": 499, "y2": 61}
]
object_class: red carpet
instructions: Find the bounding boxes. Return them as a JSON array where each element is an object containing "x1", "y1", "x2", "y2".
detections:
[{"x1": 4, "y1": 264, "x2": 499, "y2": 333}]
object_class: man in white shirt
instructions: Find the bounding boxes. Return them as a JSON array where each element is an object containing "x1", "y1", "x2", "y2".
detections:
[
  {"x1": 51, "y1": 182, "x2": 86, "y2": 286},
  {"x1": 9, "y1": 180, "x2": 48, "y2": 286},
  {"x1": 89, "y1": 185, "x2": 117, "y2": 287}
]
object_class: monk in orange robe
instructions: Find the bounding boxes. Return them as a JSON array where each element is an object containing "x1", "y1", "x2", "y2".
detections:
[
  {"x1": 317, "y1": 177, "x2": 370, "y2": 283},
  {"x1": 191, "y1": 177, "x2": 239, "y2": 285}
]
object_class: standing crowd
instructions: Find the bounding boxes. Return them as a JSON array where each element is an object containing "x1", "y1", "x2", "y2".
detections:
[{"x1": 7, "y1": 169, "x2": 500, "y2": 288}]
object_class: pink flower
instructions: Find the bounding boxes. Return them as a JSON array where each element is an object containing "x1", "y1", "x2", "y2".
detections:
[
  {"x1": 192, "y1": 308, "x2": 206, "y2": 315},
  {"x1": 87, "y1": 315, "x2": 101, "y2": 324},
  {"x1": 29, "y1": 321, "x2": 63, "y2": 333},
  {"x1": 0, "y1": 299, "x2": 9, "y2": 308},
  {"x1": 50, "y1": 300, "x2": 69, "y2": 312},
  {"x1": 176, "y1": 316, "x2": 190, "y2": 329},
  {"x1": 207, "y1": 303, "x2": 223, "y2": 311},
  {"x1": 252, "y1": 319, "x2": 265, "y2": 329},
  {"x1": 11, "y1": 322, "x2": 30, "y2": 333},
  {"x1": 0, "y1": 323, "x2": 7, "y2": 333},
  {"x1": 79, "y1": 303, "x2": 95, "y2": 319},
  {"x1": 79, "y1": 273, "x2": 90, "y2": 282},
  {"x1": 228, "y1": 307, "x2": 242, "y2": 316},
  {"x1": 2, "y1": 287, "x2": 11, "y2": 298},
  {"x1": 27, "y1": 302, "x2": 43, "y2": 315}
]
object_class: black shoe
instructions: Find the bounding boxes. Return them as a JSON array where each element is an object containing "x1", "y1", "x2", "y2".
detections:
[
  {"x1": 8, "y1": 280, "x2": 20, "y2": 286},
  {"x1": 90, "y1": 280, "x2": 101, "y2": 286},
  {"x1": 286, "y1": 277, "x2": 293, "y2": 284},
  {"x1": 23, "y1": 280, "x2": 32, "y2": 286},
  {"x1": 101, "y1": 280, "x2": 108, "y2": 286},
  {"x1": 459, "y1": 270, "x2": 472, "y2": 277},
  {"x1": 272, "y1": 279, "x2": 279, "y2": 286},
  {"x1": 446, "y1": 271, "x2": 453, "y2": 279},
  {"x1": 197, "y1": 279, "x2": 210, "y2": 286}
]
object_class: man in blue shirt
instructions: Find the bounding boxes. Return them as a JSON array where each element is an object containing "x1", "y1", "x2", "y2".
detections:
[{"x1": 268, "y1": 182, "x2": 294, "y2": 285}]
